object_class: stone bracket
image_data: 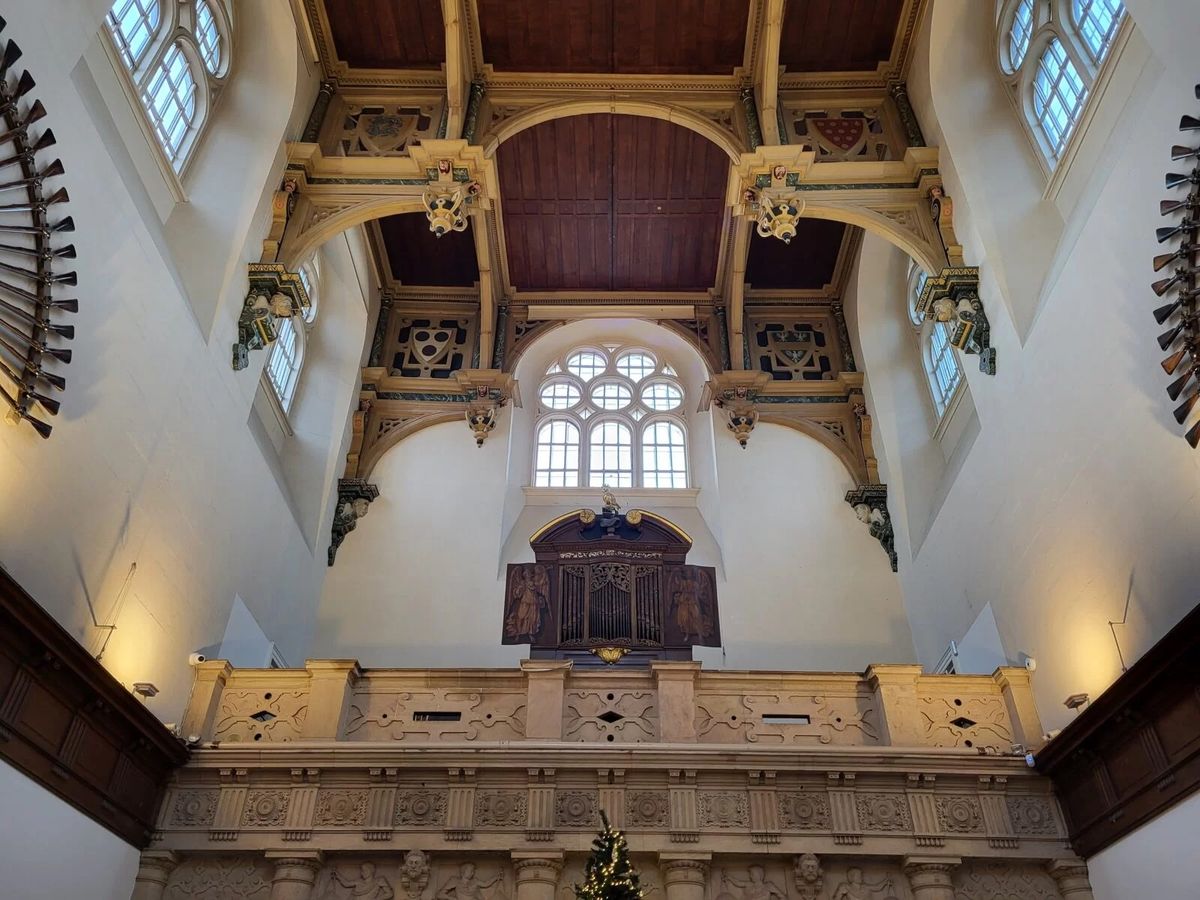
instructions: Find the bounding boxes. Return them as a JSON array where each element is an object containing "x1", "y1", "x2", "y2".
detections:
[
  {"x1": 916, "y1": 265, "x2": 996, "y2": 376},
  {"x1": 328, "y1": 478, "x2": 380, "y2": 566},
  {"x1": 232, "y1": 264, "x2": 312, "y2": 372},
  {"x1": 845, "y1": 484, "x2": 897, "y2": 572}
]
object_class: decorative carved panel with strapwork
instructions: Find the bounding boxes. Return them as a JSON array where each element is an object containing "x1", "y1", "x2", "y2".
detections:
[{"x1": 747, "y1": 309, "x2": 849, "y2": 381}]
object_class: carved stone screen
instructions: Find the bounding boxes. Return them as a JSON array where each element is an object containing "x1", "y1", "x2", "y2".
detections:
[{"x1": 502, "y1": 507, "x2": 719, "y2": 664}]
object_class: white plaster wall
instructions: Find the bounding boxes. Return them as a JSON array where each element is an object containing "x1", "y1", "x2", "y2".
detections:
[
  {"x1": 879, "y1": 2, "x2": 1200, "y2": 731},
  {"x1": 1087, "y1": 791, "x2": 1200, "y2": 900},
  {"x1": 0, "y1": 0, "x2": 344, "y2": 724},
  {"x1": 0, "y1": 760, "x2": 138, "y2": 900},
  {"x1": 314, "y1": 319, "x2": 914, "y2": 670}
]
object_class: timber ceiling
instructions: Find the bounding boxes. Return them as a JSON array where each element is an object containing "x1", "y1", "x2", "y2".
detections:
[
  {"x1": 309, "y1": 0, "x2": 924, "y2": 302},
  {"x1": 497, "y1": 115, "x2": 728, "y2": 292},
  {"x1": 475, "y1": 0, "x2": 749, "y2": 74}
]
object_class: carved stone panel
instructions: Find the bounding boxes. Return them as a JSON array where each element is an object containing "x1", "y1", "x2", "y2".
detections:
[
  {"x1": 935, "y1": 795, "x2": 984, "y2": 834},
  {"x1": 556, "y1": 790, "x2": 600, "y2": 827},
  {"x1": 694, "y1": 691, "x2": 879, "y2": 745},
  {"x1": 475, "y1": 790, "x2": 528, "y2": 826},
  {"x1": 1005, "y1": 796, "x2": 1060, "y2": 836},
  {"x1": 626, "y1": 790, "x2": 670, "y2": 828},
  {"x1": 170, "y1": 789, "x2": 219, "y2": 827},
  {"x1": 953, "y1": 861, "x2": 1059, "y2": 899},
  {"x1": 241, "y1": 789, "x2": 289, "y2": 827},
  {"x1": 211, "y1": 689, "x2": 308, "y2": 743},
  {"x1": 394, "y1": 789, "x2": 448, "y2": 827},
  {"x1": 563, "y1": 690, "x2": 658, "y2": 743},
  {"x1": 916, "y1": 693, "x2": 1013, "y2": 751},
  {"x1": 855, "y1": 793, "x2": 912, "y2": 832},
  {"x1": 777, "y1": 792, "x2": 832, "y2": 830},
  {"x1": 314, "y1": 789, "x2": 369, "y2": 826},
  {"x1": 345, "y1": 688, "x2": 527, "y2": 742},
  {"x1": 339, "y1": 102, "x2": 440, "y2": 156},
  {"x1": 817, "y1": 860, "x2": 912, "y2": 900},
  {"x1": 698, "y1": 791, "x2": 750, "y2": 828},
  {"x1": 165, "y1": 858, "x2": 273, "y2": 899}
]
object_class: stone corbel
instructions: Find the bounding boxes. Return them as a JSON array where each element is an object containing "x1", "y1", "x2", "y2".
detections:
[
  {"x1": 232, "y1": 263, "x2": 311, "y2": 371},
  {"x1": 700, "y1": 371, "x2": 770, "y2": 448},
  {"x1": 845, "y1": 483, "x2": 898, "y2": 572},
  {"x1": 454, "y1": 369, "x2": 519, "y2": 447},
  {"x1": 916, "y1": 265, "x2": 996, "y2": 375},
  {"x1": 328, "y1": 478, "x2": 380, "y2": 566}
]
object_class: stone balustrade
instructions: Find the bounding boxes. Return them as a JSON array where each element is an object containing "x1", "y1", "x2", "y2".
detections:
[{"x1": 182, "y1": 660, "x2": 1043, "y2": 752}]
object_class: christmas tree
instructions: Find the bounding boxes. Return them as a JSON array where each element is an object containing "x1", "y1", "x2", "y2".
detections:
[{"x1": 575, "y1": 812, "x2": 644, "y2": 900}]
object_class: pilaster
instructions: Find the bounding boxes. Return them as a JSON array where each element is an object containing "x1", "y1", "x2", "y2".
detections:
[
  {"x1": 526, "y1": 767, "x2": 556, "y2": 841},
  {"x1": 512, "y1": 852, "x2": 564, "y2": 900},
  {"x1": 522, "y1": 659, "x2": 571, "y2": 739},
  {"x1": 668, "y1": 769, "x2": 699, "y2": 842},
  {"x1": 180, "y1": 660, "x2": 233, "y2": 740},
  {"x1": 827, "y1": 771, "x2": 861, "y2": 845},
  {"x1": 364, "y1": 767, "x2": 398, "y2": 841},
  {"x1": 748, "y1": 770, "x2": 780, "y2": 844},
  {"x1": 866, "y1": 664, "x2": 926, "y2": 746},
  {"x1": 903, "y1": 857, "x2": 960, "y2": 900},
  {"x1": 266, "y1": 850, "x2": 324, "y2": 900},
  {"x1": 130, "y1": 850, "x2": 180, "y2": 900},
  {"x1": 659, "y1": 855, "x2": 710, "y2": 900},
  {"x1": 598, "y1": 768, "x2": 626, "y2": 828},
  {"x1": 652, "y1": 661, "x2": 701, "y2": 742},
  {"x1": 977, "y1": 775, "x2": 1018, "y2": 849},
  {"x1": 302, "y1": 659, "x2": 361, "y2": 739},
  {"x1": 446, "y1": 767, "x2": 477, "y2": 841},
  {"x1": 1046, "y1": 860, "x2": 1095, "y2": 899},
  {"x1": 905, "y1": 774, "x2": 942, "y2": 848},
  {"x1": 211, "y1": 767, "x2": 249, "y2": 841},
  {"x1": 284, "y1": 769, "x2": 320, "y2": 841},
  {"x1": 993, "y1": 667, "x2": 1044, "y2": 751}
]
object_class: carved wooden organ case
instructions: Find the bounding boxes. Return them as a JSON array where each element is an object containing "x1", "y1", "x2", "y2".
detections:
[{"x1": 502, "y1": 509, "x2": 720, "y2": 665}]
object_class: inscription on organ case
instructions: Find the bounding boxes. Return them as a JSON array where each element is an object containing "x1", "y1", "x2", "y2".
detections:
[{"x1": 502, "y1": 493, "x2": 720, "y2": 664}]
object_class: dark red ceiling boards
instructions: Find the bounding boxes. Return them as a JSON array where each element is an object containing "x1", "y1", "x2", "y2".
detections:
[
  {"x1": 476, "y1": 0, "x2": 748, "y2": 74},
  {"x1": 380, "y1": 213, "x2": 480, "y2": 287},
  {"x1": 779, "y1": 0, "x2": 905, "y2": 72},
  {"x1": 744, "y1": 220, "x2": 848, "y2": 290},
  {"x1": 497, "y1": 115, "x2": 728, "y2": 292},
  {"x1": 324, "y1": 0, "x2": 445, "y2": 69}
]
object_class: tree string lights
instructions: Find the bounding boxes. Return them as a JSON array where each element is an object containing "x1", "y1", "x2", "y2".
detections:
[{"x1": 574, "y1": 812, "x2": 644, "y2": 900}]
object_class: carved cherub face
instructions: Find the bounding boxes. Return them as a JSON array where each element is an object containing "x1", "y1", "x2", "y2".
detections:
[
  {"x1": 269, "y1": 293, "x2": 294, "y2": 318},
  {"x1": 352, "y1": 497, "x2": 371, "y2": 518},
  {"x1": 854, "y1": 503, "x2": 871, "y2": 523}
]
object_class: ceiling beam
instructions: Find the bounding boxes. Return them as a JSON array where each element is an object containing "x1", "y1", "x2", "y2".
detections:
[
  {"x1": 441, "y1": 0, "x2": 472, "y2": 138},
  {"x1": 754, "y1": 0, "x2": 785, "y2": 145}
]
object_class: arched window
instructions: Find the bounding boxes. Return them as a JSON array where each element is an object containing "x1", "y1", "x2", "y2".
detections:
[
  {"x1": 103, "y1": 0, "x2": 232, "y2": 172},
  {"x1": 995, "y1": 0, "x2": 1125, "y2": 167},
  {"x1": 909, "y1": 262, "x2": 965, "y2": 422},
  {"x1": 264, "y1": 257, "x2": 319, "y2": 413},
  {"x1": 532, "y1": 345, "x2": 689, "y2": 488}
]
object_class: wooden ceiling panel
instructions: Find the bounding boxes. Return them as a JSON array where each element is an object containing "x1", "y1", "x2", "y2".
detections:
[
  {"x1": 380, "y1": 213, "x2": 480, "y2": 287},
  {"x1": 744, "y1": 220, "x2": 848, "y2": 290},
  {"x1": 476, "y1": 0, "x2": 747, "y2": 74},
  {"x1": 498, "y1": 115, "x2": 728, "y2": 292},
  {"x1": 324, "y1": 0, "x2": 446, "y2": 69},
  {"x1": 779, "y1": 0, "x2": 904, "y2": 73}
]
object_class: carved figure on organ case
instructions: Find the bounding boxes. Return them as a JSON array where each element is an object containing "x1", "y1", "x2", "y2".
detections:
[
  {"x1": 504, "y1": 564, "x2": 551, "y2": 641},
  {"x1": 438, "y1": 864, "x2": 505, "y2": 900},
  {"x1": 668, "y1": 567, "x2": 711, "y2": 642},
  {"x1": 325, "y1": 862, "x2": 395, "y2": 900},
  {"x1": 721, "y1": 867, "x2": 787, "y2": 900}
]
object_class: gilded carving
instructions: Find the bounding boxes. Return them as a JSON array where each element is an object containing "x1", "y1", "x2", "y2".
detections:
[
  {"x1": 625, "y1": 790, "x2": 670, "y2": 828},
  {"x1": 393, "y1": 790, "x2": 448, "y2": 826},
  {"x1": 698, "y1": 791, "x2": 750, "y2": 828},
  {"x1": 854, "y1": 794, "x2": 912, "y2": 832},
  {"x1": 212, "y1": 690, "x2": 308, "y2": 743},
  {"x1": 563, "y1": 690, "x2": 657, "y2": 743},
  {"x1": 934, "y1": 795, "x2": 984, "y2": 833},
  {"x1": 241, "y1": 790, "x2": 289, "y2": 827},
  {"x1": 555, "y1": 790, "x2": 600, "y2": 827},
  {"x1": 165, "y1": 859, "x2": 272, "y2": 899},
  {"x1": 170, "y1": 789, "x2": 218, "y2": 827},
  {"x1": 953, "y1": 862, "x2": 1058, "y2": 900},
  {"x1": 314, "y1": 789, "x2": 368, "y2": 826},
  {"x1": 504, "y1": 564, "x2": 551, "y2": 642},
  {"x1": 1006, "y1": 796, "x2": 1059, "y2": 835},
  {"x1": 474, "y1": 790, "x2": 528, "y2": 826},
  {"x1": 777, "y1": 792, "x2": 832, "y2": 830}
]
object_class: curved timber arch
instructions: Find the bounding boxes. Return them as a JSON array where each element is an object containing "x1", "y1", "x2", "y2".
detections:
[
  {"x1": 281, "y1": 196, "x2": 427, "y2": 272},
  {"x1": 480, "y1": 100, "x2": 746, "y2": 163},
  {"x1": 800, "y1": 201, "x2": 948, "y2": 277},
  {"x1": 757, "y1": 414, "x2": 868, "y2": 485},
  {"x1": 358, "y1": 411, "x2": 465, "y2": 484}
]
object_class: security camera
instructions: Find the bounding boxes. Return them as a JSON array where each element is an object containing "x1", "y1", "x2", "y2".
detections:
[
  {"x1": 185, "y1": 734, "x2": 202, "y2": 748},
  {"x1": 1024, "y1": 656, "x2": 1037, "y2": 672},
  {"x1": 188, "y1": 652, "x2": 207, "y2": 666}
]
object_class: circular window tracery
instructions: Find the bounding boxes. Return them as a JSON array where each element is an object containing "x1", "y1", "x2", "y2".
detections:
[{"x1": 532, "y1": 345, "x2": 689, "y2": 489}]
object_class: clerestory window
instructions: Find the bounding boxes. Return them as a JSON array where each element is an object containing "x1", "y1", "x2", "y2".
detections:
[{"x1": 533, "y1": 345, "x2": 689, "y2": 489}]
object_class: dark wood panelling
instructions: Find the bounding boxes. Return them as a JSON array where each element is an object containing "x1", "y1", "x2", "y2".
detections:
[
  {"x1": 324, "y1": 0, "x2": 446, "y2": 69},
  {"x1": 0, "y1": 567, "x2": 188, "y2": 847},
  {"x1": 1036, "y1": 601, "x2": 1200, "y2": 858},
  {"x1": 498, "y1": 115, "x2": 727, "y2": 292},
  {"x1": 477, "y1": 0, "x2": 747, "y2": 74},
  {"x1": 779, "y1": 0, "x2": 905, "y2": 73},
  {"x1": 744, "y1": 220, "x2": 848, "y2": 290},
  {"x1": 380, "y1": 213, "x2": 480, "y2": 287}
]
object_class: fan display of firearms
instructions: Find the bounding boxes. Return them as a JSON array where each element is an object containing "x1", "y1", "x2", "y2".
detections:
[
  {"x1": 1155, "y1": 85, "x2": 1200, "y2": 449},
  {"x1": 0, "y1": 17, "x2": 74, "y2": 439}
]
